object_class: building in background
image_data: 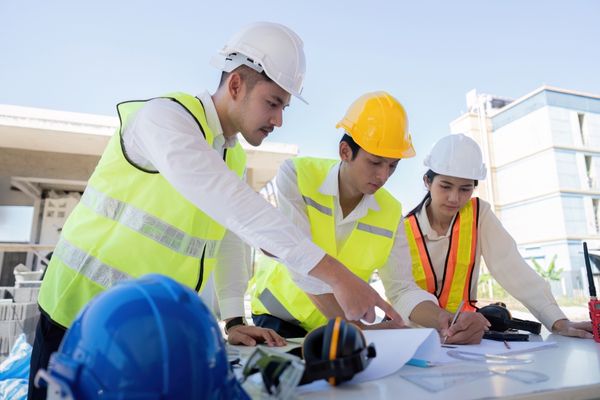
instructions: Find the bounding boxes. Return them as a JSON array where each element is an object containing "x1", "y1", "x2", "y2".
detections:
[
  {"x1": 0, "y1": 104, "x2": 297, "y2": 285},
  {"x1": 450, "y1": 86, "x2": 600, "y2": 298}
]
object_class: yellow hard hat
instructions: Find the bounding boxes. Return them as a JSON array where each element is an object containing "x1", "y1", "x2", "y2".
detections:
[{"x1": 336, "y1": 91, "x2": 415, "y2": 159}]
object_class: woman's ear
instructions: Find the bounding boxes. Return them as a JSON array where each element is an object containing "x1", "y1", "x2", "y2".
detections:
[{"x1": 423, "y1": 174, "x2": 431, "y2": 190}]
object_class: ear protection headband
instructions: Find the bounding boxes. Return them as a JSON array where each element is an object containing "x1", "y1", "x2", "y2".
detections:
[
  {"x1": 299, "y1": 317, "x2": 376, "y2": 386},
  {"x1": 477, "y1": 303, "x2": 541, "y2": 335}
]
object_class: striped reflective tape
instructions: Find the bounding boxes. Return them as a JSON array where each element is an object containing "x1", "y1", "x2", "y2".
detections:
[
  {"x1": 258, "y1": 288, "x2": 301, "y2": 325},
  {"x1": 53, "y1": 238, "x2": 132, "y2": 289},
  {"x1": 81, "y1": 186, "x2": 219, "y2": 258},
  {"x1": 302, "y1": 195, "x2": 332, "y2": 216},
  {"x1": 356, "y1": 222, "x2": 394, "y2": 239}
]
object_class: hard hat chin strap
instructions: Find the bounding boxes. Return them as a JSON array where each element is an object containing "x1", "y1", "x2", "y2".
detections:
[{"x1": 35, "y1": 369, "x2": 76, "y2": 400}]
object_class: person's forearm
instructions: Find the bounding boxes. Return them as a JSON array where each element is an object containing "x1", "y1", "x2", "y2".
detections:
[
  {"x1": 307, "y1": 254, "x2": 401, "y2": 322},
  {"x1": 307, "y1": 293, "x2": 345, "y2": 319},
  {"x1": 409, "y1": 300, "x2": 450, "y2": 329},
  {"x1": 308, "y1": 254, "x2": 347, "y2": 288}
]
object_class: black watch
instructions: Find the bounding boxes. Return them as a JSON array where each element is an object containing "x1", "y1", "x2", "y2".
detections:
[{"x1": 225, "y1": 317, "x2": 245, "y2": 334}]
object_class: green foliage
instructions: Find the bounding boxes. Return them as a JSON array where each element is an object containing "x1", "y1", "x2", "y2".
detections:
[
  {"x1": 531, "y1": 255, "x2": 563, "y2": 282},
  {"x1": 477, "y1": 271, "x2": 508, "y2": 299}
]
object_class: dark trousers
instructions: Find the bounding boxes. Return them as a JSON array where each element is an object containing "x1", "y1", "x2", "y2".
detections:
[
  {"x1": 252, "y1": 314, "x2": 308, "y2": 339},
  {"x1": 28, "y1": 311, "x2": 66, "y2": 400}
]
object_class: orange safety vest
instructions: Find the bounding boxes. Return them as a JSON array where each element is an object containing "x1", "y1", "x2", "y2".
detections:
[{"x1": 404, "y1": 197, "x2": 480, "y2": 312}]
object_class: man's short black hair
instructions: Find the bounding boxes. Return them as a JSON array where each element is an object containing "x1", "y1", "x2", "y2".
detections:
[{"x1": 340, "y1": 133, "x2": 361, "y2": 160}]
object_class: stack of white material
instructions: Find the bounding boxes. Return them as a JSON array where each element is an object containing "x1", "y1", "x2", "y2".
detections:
[
  {"x1": 13, "y1": 264, "x2": 43, "y2": 289},
  {"x1": 0, "y1": 286, "x2": 40, "y2": 362}
]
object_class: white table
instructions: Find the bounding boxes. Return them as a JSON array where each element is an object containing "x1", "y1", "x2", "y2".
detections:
[{"x1": 235, "y1": 332, "x2": 600, "y2": 399}]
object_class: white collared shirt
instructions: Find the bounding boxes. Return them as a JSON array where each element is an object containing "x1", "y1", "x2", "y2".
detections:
[
  {"x1": 272, "y1": 159, "x2": 438, "y2": 319},
  {"x1": 121, "y1": 92, "x2": 326, "y2": 319},
  {"x1": 407, "y1": 198, "x2": 567, "y2": 330}
]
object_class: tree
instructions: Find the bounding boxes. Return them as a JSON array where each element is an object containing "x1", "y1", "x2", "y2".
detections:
[{"x1": 531, "y1": 255, "x2": 563, "y2": 282}]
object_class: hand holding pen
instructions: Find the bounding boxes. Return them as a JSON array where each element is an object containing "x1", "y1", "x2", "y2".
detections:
[
  {"x1": 440, "y1": 300, "x2": 491, "y2": 345},
  {"x1": 443, "y1": 300, "x2": 465, "y2": 344}
]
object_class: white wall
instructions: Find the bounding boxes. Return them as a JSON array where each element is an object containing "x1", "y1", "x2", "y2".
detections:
[
  {"x1": 499, "y1": 195, "x2": 565, "y2": 243},
  {"x1": 549, "y1": 107, "x2": 575, "y2": 146},
  {"x1": 561, "y1": 195, "x2": 588, "y2": 236},
  {"x1": 494, "y1": 150, "x2": 558, "y2": 205},
  {"x1": 554, "y1": 150, "x2": 581, "y2": 189},
  {"x1": 492, "y1": 107, "x2": 553, "y2": 166}
]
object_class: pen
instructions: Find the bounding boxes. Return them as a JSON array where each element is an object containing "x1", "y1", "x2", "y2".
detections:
[
  {"x1": 443, "y1": 299, "x2": 465, "y2": 344},
  {"x1": 503, "y1": 340, "x2": 511, "y2": 350},
  {"x1": 406, "y1": 358, "x2": 437, "y2": 368}
]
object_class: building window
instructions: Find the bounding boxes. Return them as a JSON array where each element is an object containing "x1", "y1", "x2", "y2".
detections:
[
  {"x1": 586, "y1": 155, "x2": 595, "y2": 190},
  {"x1": 593, "y1": 198, "x2": 600, "y2": 234},
  {"x1": 578, "y1": 112, "x2": 586, "y2": 145}
]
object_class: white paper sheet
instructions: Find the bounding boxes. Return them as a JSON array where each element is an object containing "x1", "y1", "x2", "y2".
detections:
[
  {"x1": 297, "y1": 328, "x2": 440, "y2": 393},
  {"x1": 295, "y1": 329, "x2": 557, "y2": 394}
]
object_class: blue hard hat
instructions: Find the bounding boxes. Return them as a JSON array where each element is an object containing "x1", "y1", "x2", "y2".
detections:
[{"x1": 39, "y1": 274, "x2": 249, "y2": 399}]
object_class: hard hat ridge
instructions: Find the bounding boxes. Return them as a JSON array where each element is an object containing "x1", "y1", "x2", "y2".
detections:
[
  {"x1": 336, "y1": 91, "x2": 415, "y2": 159},
  {"x1": 424, "y1": 133, "x2": 487, "y2": 180}
]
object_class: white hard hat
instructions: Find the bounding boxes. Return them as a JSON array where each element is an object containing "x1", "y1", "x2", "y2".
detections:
[
  {"x1": 210, "y1": 22, "x2": 307, "y2": 104},
  {"x1": 423, "y1": 134, "x2": 487, "y2": 180}
]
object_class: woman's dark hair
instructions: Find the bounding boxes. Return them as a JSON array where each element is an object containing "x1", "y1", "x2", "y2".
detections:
[
  {"x1": 340, "y1": 133, "x2": 361, "y2": 160},
  {"x1": 405, "y1": 170, "x2": 479, "y2": 217}
]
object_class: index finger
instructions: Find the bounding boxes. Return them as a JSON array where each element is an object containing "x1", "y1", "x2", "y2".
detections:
[{"x1": 376, "y1": 297, "x2": 402, "y2": 322}]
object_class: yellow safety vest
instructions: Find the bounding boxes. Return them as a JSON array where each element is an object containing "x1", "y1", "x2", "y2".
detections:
[
  {"x1": 404, "y1": 197, "x2": 479, "y2": 313},
  {"x1": 38, "y1": 93, "x2": 246, "y2": 328},
  {"x1": 250, "y1": 157, "x2": 402, "y2": 331}
]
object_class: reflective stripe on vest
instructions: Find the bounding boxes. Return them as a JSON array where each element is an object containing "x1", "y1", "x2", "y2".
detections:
[
  {"x1": 258, "y1": 288, "x2": 301, "y2": 325},
  {"x1": 53, "y1": 237, "x2": 132, "y2": 289},
  {"x1": 302, "y1": 195, "x2": 333, "y2": 216},
  {"x1": 356, "y1": 222, "x2": 394, "y2": 239},
  {"x1": 250, "y1": 157, "x2": 401, "y2": 331},
  {"x1": 404, "y1": 197, "x2": 479, "y2": 313},
  {"x1": 81, "y1": 186, "x2": 220, "y2": 259},
  {"x1": 38, "y1": 92, "x2": 246, "y2": 328}
]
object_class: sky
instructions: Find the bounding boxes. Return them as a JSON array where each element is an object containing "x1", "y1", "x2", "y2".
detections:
[{"x1": 1, "y1": 0, "x2": 600, "y2": 210}]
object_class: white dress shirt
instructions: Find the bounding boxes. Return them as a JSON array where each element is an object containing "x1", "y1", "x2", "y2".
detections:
[
  {"x1": 273, "y1": 159, "x2": 438, "y2": 320},
  {"x1": 121, "y1": 91, "x2": 326, "y2": 319},
  {"x1": 406, "y1": 198, "x2": 567, "y2": 330}
]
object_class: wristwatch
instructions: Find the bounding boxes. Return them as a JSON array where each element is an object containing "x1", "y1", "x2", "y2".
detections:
[{"x1": 225, "y1": 317, "x2": 246, "y2": 334}]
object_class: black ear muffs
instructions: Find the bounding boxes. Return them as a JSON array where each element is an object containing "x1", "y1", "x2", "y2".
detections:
[
  {"x1": 299, "y1": 317, "x2": 376, "y2": 386},
  {"x1": 477, "y1": 303, "x2": 541, "y2": 335}
]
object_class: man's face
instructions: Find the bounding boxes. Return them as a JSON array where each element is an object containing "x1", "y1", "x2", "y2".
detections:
[
  {"x1": 235, "y1": 80, "x2": 291, "y2": 146},
  {"x1": 342, "y1": 144, "x2": 400, "y2": 195}
]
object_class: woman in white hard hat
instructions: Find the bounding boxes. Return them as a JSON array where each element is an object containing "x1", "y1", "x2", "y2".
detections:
[{"x1": 404, "y1": 134, "x2": 593, "y2": 338}]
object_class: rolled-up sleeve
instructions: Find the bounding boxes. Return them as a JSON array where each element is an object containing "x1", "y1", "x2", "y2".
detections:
[{"x1": 214, "y1": 230, "x2": 250, "y2": 320}]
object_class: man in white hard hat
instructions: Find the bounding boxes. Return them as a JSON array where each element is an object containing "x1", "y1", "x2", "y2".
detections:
[{"x1": 29, "y1": 22, "x2": 400, "y2": 400}]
